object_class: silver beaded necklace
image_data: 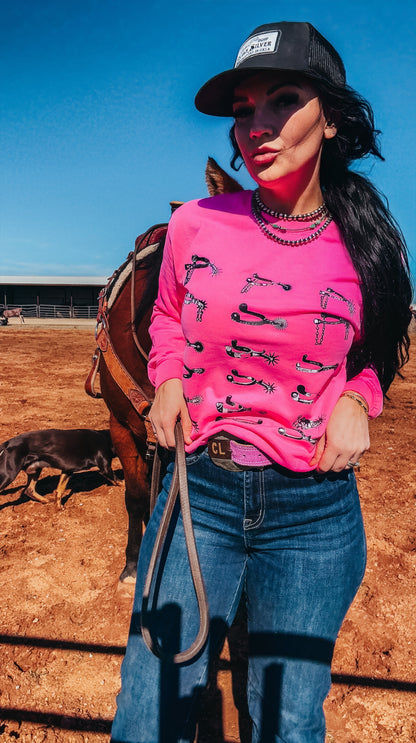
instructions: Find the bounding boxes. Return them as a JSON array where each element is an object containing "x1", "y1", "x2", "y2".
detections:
[{"x1": 251, "y1": 190, "x2": 333, "y2": 246}]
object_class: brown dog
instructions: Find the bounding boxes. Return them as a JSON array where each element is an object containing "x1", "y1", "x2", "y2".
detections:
[{"x1": 0, "y1": 428, "x2": 118, "y2": 507}]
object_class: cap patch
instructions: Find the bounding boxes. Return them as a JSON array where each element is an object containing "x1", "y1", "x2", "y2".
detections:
[{"x1": 235, "y1": 30, "x2": 281, "y2": 68}]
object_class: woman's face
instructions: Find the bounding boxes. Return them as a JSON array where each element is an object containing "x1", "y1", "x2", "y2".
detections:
[{"x1": 232, "y1": 71, "x2": 336, "y2": 191}]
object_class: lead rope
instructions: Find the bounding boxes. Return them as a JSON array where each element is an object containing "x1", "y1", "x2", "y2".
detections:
[{"x1": 141, "y1": 421, "x2": 210, "y2": 664}]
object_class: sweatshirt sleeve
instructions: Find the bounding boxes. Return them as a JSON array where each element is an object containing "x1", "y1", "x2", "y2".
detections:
[
  {"x1": 342, "y1": 367, "x2": 383, "y2": 419},
  {"x1": 147, "y1": 225, "x2": 186, "y2": 390}
]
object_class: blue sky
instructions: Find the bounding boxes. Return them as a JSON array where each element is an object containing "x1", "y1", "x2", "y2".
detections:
[{"x1": 1, "y1": 0, "x2": 415, "y2": 288}]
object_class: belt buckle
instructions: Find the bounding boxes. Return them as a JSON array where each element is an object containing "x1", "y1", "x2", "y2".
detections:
[{"x1": 207, "y1": 435, "x2": 243, "y2": 471}]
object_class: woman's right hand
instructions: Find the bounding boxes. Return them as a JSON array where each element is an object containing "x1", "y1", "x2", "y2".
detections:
[{"x1": 148, "y1": 378, "x2": 193, "y2": 450}]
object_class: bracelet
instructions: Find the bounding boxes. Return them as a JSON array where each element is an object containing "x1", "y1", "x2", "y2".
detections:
[{"x1": 341, "y1": 392, "x2": 369, "y2": 417}]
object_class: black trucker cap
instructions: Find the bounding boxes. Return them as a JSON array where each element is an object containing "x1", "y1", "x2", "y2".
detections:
[{"x1": 195, "y1": 21, "x2": 346, "y2": 116}]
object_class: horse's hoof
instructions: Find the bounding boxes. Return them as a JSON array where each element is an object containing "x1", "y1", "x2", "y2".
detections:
[
  {"x1": 117, "y1": 566, "x2": 136, "y2": 599},
  {"x1": 120, "y1": 574, "x2": 136, "y2": 584},
  {"x1": 119, "y1": 564, "x2": 137, "y2": 584},
  {"x1": 117, "y1": 580, "x2": 135, "y2": 599}
]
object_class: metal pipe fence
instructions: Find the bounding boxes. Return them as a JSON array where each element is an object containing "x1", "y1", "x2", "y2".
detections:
[{"x1": 0, "y1": 304, "x2": 99, "y2": 319}]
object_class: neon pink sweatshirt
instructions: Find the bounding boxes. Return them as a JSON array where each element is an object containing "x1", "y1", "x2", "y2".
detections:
[{"x1": 148, "y1": 191, "x2": 383, "y2": 471}]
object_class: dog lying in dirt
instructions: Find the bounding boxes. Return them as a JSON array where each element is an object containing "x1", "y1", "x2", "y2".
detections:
[{"x1": 0, "y1": 428, "x2": 118, "y2": 507}]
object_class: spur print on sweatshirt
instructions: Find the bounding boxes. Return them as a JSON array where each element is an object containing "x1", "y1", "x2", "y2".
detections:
[{"x1": 148, "y1": 191, "x2": 383, "y2": 471}]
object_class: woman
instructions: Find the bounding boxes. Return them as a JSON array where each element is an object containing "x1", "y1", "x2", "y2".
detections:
[{"x1": 112, "y1": 22, "x2": 412, "y2": 743}]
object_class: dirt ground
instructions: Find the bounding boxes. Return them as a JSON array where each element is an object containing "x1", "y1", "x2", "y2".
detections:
[{"x1": 0, "y1": 322, "x2": 415, "y2": 743}]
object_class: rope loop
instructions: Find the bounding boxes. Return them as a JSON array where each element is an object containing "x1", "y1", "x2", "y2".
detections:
[{"x1": 141, "y1": 421, "x2": 210, "y2": 664}]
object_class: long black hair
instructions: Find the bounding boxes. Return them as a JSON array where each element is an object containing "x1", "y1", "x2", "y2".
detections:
[{"x1": 229, "y1": 81, "x2": 413, "y2": 394}]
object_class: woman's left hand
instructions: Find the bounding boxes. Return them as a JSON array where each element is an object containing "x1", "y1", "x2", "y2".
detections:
[{"x1": 309, "y1": 395, "x2": 370, "y2": 473}]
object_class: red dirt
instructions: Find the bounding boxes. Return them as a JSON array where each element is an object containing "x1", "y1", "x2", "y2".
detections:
[{"x1": 0, "y1": 323, "x2": 415, "y2": 743}]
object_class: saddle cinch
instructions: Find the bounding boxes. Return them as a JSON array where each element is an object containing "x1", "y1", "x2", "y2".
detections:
[{"x1": 85, "y1": 222, "x2": 209, "y2": 665}]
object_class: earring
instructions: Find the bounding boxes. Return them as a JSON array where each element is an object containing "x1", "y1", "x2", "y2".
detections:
[{"x1": 325, "y1": 121, "x2": 337, "y2": 137}]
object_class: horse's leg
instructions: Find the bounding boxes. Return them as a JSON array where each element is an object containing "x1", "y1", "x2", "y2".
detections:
[{"x1": 110, "y1": 413, "x2": 150, "y2": 585}]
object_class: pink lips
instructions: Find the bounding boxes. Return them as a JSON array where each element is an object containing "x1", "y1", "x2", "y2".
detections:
[{"x1": 250, "y1": 148, "x2": 280, "y2": 165}]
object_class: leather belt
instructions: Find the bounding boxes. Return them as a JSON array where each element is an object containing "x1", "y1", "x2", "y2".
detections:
[{"x1": 207, "y1": 434, "x2": 273, "y2": 471}]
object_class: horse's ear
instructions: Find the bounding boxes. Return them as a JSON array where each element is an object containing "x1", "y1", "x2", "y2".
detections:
[
  {"x1": 170, "y1": 201, "x2": 183, "y2": 214},
  {"x1": 205, "y1": 156, "x2": 243, "y2": 196}
]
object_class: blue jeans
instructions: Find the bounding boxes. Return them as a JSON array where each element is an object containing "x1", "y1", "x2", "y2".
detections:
[{"x1": 112, "y1": 448, "x2": 366, "y2": 743}]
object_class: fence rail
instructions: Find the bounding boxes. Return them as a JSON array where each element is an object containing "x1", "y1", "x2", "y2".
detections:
[{"x1": 0, "y1": 304, "x2": 98, "y2": 319}]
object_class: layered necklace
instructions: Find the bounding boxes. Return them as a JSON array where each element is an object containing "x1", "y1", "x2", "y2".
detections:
[{"x1": 251, "y1": 189, "x2": 332, "y2": 246}]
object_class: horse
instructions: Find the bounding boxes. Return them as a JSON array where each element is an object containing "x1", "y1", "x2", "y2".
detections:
[
  {"x1": 87, "y1": 158, "x2": 243, "y2": 585},
  {"x1": 1, "y1": 307, "x2": 24, "y2": 323}
]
